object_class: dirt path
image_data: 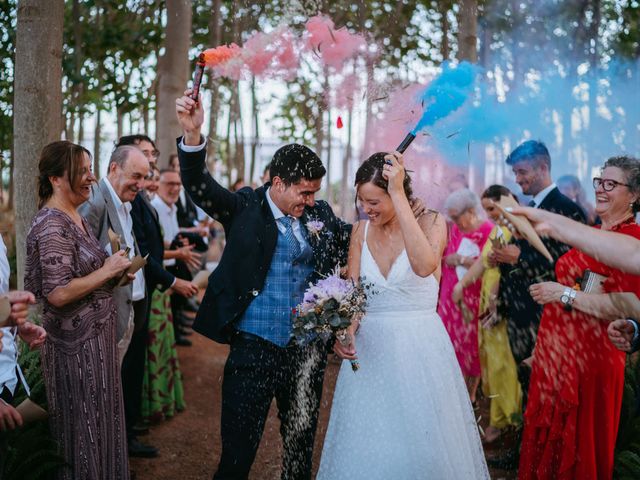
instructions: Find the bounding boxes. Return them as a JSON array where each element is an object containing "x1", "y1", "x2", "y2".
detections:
[{"x1": 130, "y1": 333, "x2": 516, "y2": 479}]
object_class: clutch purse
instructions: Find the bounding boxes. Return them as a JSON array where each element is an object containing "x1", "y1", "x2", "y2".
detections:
[{"x1": 580, "y1": 269, "x2": 607, "y2": 294}]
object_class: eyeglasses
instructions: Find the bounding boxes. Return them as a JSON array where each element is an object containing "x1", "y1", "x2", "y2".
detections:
[
  {"x1": 141, "y1": 149, "x2": 160, "y2": 160},
  {"x1": 592, "y1": 177, "x2": 630, "y2": 192}
]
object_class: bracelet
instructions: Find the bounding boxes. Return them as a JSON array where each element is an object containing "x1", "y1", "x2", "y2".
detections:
[{"x1": 560, "y1": 287, "x2": 577, "y2": 311}]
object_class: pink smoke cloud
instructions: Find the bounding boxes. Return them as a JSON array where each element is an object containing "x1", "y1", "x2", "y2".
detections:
[{"x1": 305, "y1": 15, "x2": 366, "y2": 70}]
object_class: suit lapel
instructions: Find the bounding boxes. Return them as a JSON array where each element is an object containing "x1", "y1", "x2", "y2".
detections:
[
  {"x1": 538, "y1": 187, "x2": 559, "y2": 211},
  {"x1": 99, "y1": 179, "x2": 125, "y2": 234},
  {"x1": 301, "y1": 209, "x2": 324, "y2": 272},
  {"x1": 258, "y1": 187, "x2": 278, "y2": 262}
]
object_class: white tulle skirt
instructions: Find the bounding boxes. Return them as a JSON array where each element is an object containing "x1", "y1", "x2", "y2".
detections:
[{"x1": 317, "y1": 308, "x2": 489, "y2": 480}]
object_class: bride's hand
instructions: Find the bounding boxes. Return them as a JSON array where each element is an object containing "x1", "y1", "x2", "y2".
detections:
[
  {"x1": 382, "y1": 151, "x2": 406, "y2": 195},
  {"x1": 333, "y1": 335, "x2": 358, "y2": 361}
]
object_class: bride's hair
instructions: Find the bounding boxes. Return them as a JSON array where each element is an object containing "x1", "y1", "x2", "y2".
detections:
[{"x1": 354, "y1": 152, "x2": 414, "y2": 200}]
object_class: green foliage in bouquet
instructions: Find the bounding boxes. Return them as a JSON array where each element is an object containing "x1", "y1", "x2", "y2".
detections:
[
  {"x1": 291, "y1": 296, "x2": 352, "y2": 341},
  {"x1": 614, "y1": 354, "x2": 640, "y2": 479},
  {"x1": 291, "y1": 268, "x2": 374, "y2": 345},
  {"x1": 2, "y1": 340, "x2": 66, "y2": 479}
]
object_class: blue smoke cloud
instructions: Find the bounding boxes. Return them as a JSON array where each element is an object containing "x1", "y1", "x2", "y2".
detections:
[{"x1": 411, "y1": 62, "x2": 479, "y2": 135}]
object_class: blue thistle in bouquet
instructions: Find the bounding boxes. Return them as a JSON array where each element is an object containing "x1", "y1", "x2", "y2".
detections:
[{"x1": 292, "y1": 267, "x2": 374, "y2": 371}]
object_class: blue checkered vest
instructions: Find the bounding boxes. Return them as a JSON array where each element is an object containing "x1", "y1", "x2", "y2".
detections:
[{"x1": 236, "y1": 224, "x2": 314, "y2": 346}]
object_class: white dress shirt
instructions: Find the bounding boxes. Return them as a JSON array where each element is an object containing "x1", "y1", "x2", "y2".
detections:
[
  {"x1": 103, "y1": 178, "x2": 146, "y2": 301},
  {"x1": 266, "y1": 188, "x2": 306, "y2": 246},
  {"x1": 151, "y1": 196, "x2": 180, "y2": 266},
  {"x1": 529, "y1": 183, "x2": 557, "y2": 208},
  {"x1": 0, "y1": 234, "x2": 20, "y2": 395}
]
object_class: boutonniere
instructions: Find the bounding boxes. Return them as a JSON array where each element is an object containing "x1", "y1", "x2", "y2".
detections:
[{"x1": 306, "y1": 219, "x2": 325, "y2": 238}]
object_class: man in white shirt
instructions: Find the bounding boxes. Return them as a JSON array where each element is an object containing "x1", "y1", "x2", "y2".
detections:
[
  {"x1": 151, "y1": 169, "x2": 201, "y2": 346},
  {"x1": 0, "y1": 233, "x2": 45, "y2": 476},
  {"x1": 79, "y1": 146, "x2": 149, "y2": 362}
]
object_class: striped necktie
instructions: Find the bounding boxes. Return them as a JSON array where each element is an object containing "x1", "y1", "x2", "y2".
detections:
[
  {"x1": 279, "y1": 216, "x2": 301, "y2": 258},
  {"x1": 528, "y1": 199, "x2": 536, "y2": 207}
]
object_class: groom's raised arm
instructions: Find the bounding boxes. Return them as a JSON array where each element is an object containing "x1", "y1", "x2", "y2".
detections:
[{"x1": 175, "y1": 90, "x2": 241, "y2": 226}]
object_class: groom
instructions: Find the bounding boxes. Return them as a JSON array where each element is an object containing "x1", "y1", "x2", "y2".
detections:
[{"x1": 175, "y1": 91, "x2": 351, "y2": 479}]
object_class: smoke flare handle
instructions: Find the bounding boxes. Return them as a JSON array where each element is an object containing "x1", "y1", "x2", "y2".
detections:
[
  {"x1": 190, "y1": 53, "x2": 206, "y2": 102},
  {"x1": 396, "y1": 132, "x2": 416, "y2": 154}
]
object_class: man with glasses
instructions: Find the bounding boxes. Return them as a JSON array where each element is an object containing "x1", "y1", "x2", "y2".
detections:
[
  {"x1": 118, "y1": 134, "x2": 160, "y2": 165},
  {"x1": 486, "y1": 140, "x2": 586, "y2": 469},
  {"x1": 152, "y1": 170, "x2": 202, "y2": 347}
]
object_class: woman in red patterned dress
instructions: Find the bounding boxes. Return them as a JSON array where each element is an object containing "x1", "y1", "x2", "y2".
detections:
[{"x1": 518, "y1": 156, "x2": 640, "y2": 479}]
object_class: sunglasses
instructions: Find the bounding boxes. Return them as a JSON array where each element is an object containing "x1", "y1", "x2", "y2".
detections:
[{"x1": 592, "y1": 177, "x2": 630, "y2": 192}]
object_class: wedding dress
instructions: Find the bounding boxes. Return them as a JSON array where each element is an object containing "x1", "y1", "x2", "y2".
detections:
[{"x1": 317, "y1": 222, "x2": 489, "y2": 479}]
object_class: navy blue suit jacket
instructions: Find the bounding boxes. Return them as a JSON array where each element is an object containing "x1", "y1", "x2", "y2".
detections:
[
  {"x1": 177, "y1": 139, "x2": 352, "y2": 344},
  {"x1": 498, "y1": 187, "x2": 587, "y2": 331}
]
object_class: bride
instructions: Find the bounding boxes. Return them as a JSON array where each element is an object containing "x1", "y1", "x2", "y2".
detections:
[{"x1": 317, "y1": 152, "x2": 489, "y2": 479}]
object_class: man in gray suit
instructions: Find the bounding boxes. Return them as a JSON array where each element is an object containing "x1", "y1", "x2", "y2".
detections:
[{"x1": 79, "y1": 146, "x2": 150, "y2": 362}]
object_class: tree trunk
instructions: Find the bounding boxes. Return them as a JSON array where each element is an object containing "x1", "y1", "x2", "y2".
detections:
[
  {"x1": 439, "y1": 2, "x2": 451, "y2": 60},
  {"x1": 13, "y1": 0, "x2": 64, "y2": 286},
  {"x1": 117, "y1": 106, "x2": 124, "y2": 141},
  {"x1": 94, "y1": 108, "x2": 102, "y2": 178},
  {"x1": 249, "y1": 76, "x2": 259, "y2": 183},
  {"x1": 206, "y1": 0, "x2": 222, "y2": 166},
  {"x1": 156, "y1": 0, "x2": 192, "y2": 168},
  {"x1": 340, "y1": 104, "x2": 354, "y2": 220},
  {"x1": 456, "y1": 0, "x2": 478, "y2": 63},
  {"x1": 323, "y1": 69, "x2": 332, "y2": 204},
  {"x1": 8, "y1": 144, "x2": 14, "y2": 209},
  {"x1": 78, "y1": 112, "x2": 84, "y2": 144},
  {"x1": 232, "y1": 83, "x2": 245, "y2": 181}
]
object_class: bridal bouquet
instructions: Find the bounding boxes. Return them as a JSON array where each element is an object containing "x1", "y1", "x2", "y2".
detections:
[{"x1": 292, "y1": 267, "x2": 374, "y2": 371}]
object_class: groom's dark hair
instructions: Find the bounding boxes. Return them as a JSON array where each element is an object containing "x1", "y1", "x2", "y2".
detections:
[{"x1": 269, "y1": 144, "x2": 326, "y2": 185}]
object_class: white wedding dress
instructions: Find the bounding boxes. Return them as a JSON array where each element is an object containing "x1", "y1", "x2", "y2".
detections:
[{"x1": 317, "y1": 222, "x2": 489, "y2": 480}]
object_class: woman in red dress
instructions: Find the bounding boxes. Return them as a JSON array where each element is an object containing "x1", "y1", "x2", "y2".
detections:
[{"x1": 518, "y1": 156, "x2": 640, "y2": 479}]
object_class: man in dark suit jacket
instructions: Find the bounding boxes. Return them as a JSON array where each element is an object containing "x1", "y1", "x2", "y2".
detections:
[
  {"x1": 491, "y1": 140, "x2": 586, "y2": 400},
  {"x1": 176, "y1": 92, "x2": 351, "y2": 480},
  {"x1": 487, "y1": 140, "x2": 586, "y2": 469},
  {"x1": 117, "y1": 134, "x2": 199, "y2": 457}
]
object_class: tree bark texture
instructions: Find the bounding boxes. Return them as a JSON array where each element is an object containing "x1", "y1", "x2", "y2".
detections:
[
  {"x1": 206, "y1": 0, "x2": 222, "y2": 166},
  {"x1": 13, "y1": 0, "x2": 64, "y2": 286},
  {"x1": 156, "y1": 0, "x2": 191, "y2": 168},
  {"x1": 457, "y1": 0, "x2": 478, "y2": 63}
]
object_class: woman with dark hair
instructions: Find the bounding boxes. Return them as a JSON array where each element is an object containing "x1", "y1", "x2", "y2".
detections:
[
  {"x1": 452, "y1": 185, "x2": 522, "y2": 443},
  {"x1": 319, "y1": 152, "x2": 489, "y2": 479},
  {"x1": 24, "y1": 141, "x2": 132, "y2": 479},
  {"x1": 519, "y1": 156, "x2": 640, "y2": 479}
]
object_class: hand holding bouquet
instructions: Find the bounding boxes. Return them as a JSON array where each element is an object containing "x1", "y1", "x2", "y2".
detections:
[{"x1": 292, "y1": 267, "x2": 374, "y2": 371}]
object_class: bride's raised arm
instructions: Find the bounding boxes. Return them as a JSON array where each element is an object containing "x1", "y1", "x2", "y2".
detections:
[{"x1": 383, "y1": 152, "x2": 447, "y2": 278}]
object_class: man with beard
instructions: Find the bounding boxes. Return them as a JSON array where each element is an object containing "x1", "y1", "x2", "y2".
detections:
[{"x1": 487, "y1": 140, "x2": 586, "y2": 469}]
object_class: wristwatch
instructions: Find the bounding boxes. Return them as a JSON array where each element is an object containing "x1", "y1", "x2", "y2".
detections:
[{"x1": 560, "y1": 287, "x2": 577, "y2": 311}]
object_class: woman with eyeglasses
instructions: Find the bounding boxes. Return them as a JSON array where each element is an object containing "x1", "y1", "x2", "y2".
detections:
[{"x1": 518, "y1": 156, "x2": 640, "y2": 480}]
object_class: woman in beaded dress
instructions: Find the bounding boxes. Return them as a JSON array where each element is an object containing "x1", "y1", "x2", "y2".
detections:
[{"x1": 24, "y1": 141, "x2": 133, "y2": 480}]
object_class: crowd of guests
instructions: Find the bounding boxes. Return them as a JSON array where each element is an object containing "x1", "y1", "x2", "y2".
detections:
[
  {"x1": 0, "y1": 118, "x2": 639, "y2": 480},
  {"x1": 0, "y1": 133, "x2": 222, "y2": 479},
  {"x1": 435, "y1": 140, "x2": 640, "y2": 479}
]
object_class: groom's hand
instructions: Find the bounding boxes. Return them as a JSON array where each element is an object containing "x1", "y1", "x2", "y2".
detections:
[{"x1": 176, "y1": 89, "x2": 205, "y2": 146}]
